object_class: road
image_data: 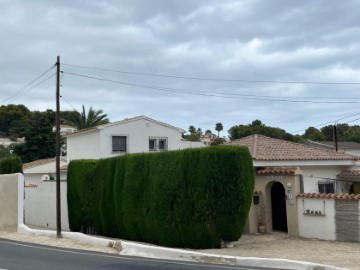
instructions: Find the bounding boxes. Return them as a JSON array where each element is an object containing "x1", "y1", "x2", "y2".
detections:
[{"x1": 0, "y1": 238, "x2": 287, "y2": 270}]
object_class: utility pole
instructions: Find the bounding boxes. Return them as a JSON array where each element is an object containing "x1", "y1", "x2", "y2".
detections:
[
  {"x1": 333, "y1": 124, "x2": 338, "y2": 152},
  {"x1": 55, "y1": 56, "x2": 61, "y2": 238}
]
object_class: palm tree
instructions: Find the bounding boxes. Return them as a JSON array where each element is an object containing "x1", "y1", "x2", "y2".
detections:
[
  {"x1": 62, "y1": 105, "x2": 109, "y2": 130},
  {"x1": 215, "y1": 122, "x2": 223, "y2": 137}
]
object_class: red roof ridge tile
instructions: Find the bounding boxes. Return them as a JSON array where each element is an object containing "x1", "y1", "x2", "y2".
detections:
[{"x1": 297, "y1": 192, "x2": 360, "y2": 200}]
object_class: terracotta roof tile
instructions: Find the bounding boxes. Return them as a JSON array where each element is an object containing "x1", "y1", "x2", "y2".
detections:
[
  {"x1": 297, "y1": 193, "x2": 360, "y2": 200},
  {"x1": 257, "y1": 167, "x2": 297, "y2": 175},
  {"x1": 226, "y1": 134, "x2": 359, "y2": 161},
  {"x1": 23, "y1": 157, "x2": 67, "y2": 170},
  {"x1": 337, "y1": 170, "x2": 360, "y2": 177}
]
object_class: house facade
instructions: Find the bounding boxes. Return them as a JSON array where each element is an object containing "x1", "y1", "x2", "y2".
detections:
[
  {"x1": 65, "y1": 115, "x2": 205, "y2": 161},
  {"x1": 23, "y1": 158, "x2": 69, "y2": 230},
  {"x1": 226, "y1": 134, "x2": 360, "y2": 239}
]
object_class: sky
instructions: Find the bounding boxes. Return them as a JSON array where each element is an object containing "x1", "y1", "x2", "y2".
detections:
[{"x1": 1, "y1": 0, "x2": 360, "y2": 137}]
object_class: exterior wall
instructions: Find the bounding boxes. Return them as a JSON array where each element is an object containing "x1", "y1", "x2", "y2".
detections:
[
  {"x1": 0, "y1": 173, "x2": 23, "y2": 230},
  {"x1": 335, "y1": 200, "x2": 360, "y2": 242},
  {"x1": 297, "y1": 198, "x2": 336, "y2": 240},
  {"x1": 67, "y1": 118, "x2": 205, "y2": 161},
  {"x1": 300, "y1": 166, "x2": 353, "y2": 193},
  {"x1": 24, "y1": 178, "x2": 69, "y2": 231},
  {"x1": 67, "y1": 130, "x2": 101, "y2": 161},
  {"x1": 247, "y1": 172, "x2": 301, "y2": 236},
  {"x1": 343, "y1": 149, "x2": 360, "y2": 157}
]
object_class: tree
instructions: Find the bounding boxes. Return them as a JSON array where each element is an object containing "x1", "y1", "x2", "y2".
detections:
[
  {"x1": 13, "y1": 112, "x2": 56, "y2": 163},
  {"x1": 183, "y1": 125, "x2": 202, "y2": 141},
  {"x1": 215, "y1": 122, "x2": 223, "y2": 137},
  {"x1": 62, "y1": 105, "x2": 109, "y2": 130},
  {"x1": 303, "y1": 127, "x2": 325, "y2": 141},
  {"x1": 228, "y1": 119, "x2": 296, "y2": 141},
  {"x1": 0, "y1": 104, "x2": 31, "y2": 139}
]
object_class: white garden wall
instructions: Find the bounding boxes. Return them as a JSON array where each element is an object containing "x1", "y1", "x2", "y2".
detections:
[
  {"x1": 297, "y1": 197, "x2": 336, "y2": 240},
  {"x1": 25, "y1": 179, "x2": 69, "y2": 231}
]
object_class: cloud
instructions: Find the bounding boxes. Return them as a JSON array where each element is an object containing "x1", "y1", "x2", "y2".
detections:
[{"x1": 1, "y1": 0, "x2": 360, "y2": 136}]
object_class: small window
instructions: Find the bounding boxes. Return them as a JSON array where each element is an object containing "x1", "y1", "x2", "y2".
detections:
[
  {"x1": 149, "y1": 139, "x2": 156, "y2": 151},
  {"x1": 318, "y1": 180, "x2": 335, "y2": 193},
  {"x1": 112, "y1": 136, "x2": 127, "y2": 153},
  {"x1": 159, "y1": 139, "x2": 166, "y2": 151},
  {"x1": 149, "y1": 136, "x2": 168, "y2": 152}
]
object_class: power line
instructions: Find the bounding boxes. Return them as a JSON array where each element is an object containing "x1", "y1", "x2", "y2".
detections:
[
  {"x1": 1, "y1": 64, "x2": 56, "y2": 104},
  {"x1": 1, "y1": 73, "x2": 56, "y2": 104},
  {"x1": 62, "y1": 71, "x2": 360, "y2": 104},
  {"x1": 291, "y1": 112, "x2": 360, "y2": 134},
  {"x1": 62, "y1": 62, "x2": 360, "y2": 85}
]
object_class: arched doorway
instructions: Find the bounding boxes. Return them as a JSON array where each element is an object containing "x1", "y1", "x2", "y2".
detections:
[{"x1": 271, "y1": 182, "x2": 288, "y2": 232}]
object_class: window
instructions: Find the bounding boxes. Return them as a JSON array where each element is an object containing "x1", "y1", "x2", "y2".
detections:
[
  {"x1": 149, "y1": 136, "x2": 168, "y2": 152},
  {"x1": 149, "y1": 139, "x2": 156, "y2": 151},
  {"x1": 112, "y1": 136, "x2": 127, "y2": 153},
  {"x1": 159, "y1": 139, "x2": 166, "y2": 151},
  {"x1": 318, "y1": 180, "x2": 335, "y2": 193}
]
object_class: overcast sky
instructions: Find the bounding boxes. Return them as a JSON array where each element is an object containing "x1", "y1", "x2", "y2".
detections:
[{"x1": 1, "y1": 0, "x2": 360, "y2": 137}]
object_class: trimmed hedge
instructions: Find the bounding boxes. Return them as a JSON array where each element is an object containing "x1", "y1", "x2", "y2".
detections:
[
  {"x1": 0, "y1": 156, "x2": 23, "y2": 174},
  {"x1": 67, "y1": 146, "x2": 254, "y2": 248}
]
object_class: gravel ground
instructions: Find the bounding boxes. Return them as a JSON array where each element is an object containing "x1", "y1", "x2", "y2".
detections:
[{"x1": 200, "y1": 232, "x2": 360, "y2": 270}]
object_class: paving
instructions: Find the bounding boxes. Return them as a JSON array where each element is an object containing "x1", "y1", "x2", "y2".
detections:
[{"x1": 0, "y1": 228, "x2": 358, "y2": 270}]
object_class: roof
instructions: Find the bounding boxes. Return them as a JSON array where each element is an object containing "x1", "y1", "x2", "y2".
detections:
[
  {"x1": 337, "y1": 170, "x2": 360, "y2": 178},
  {"x1": 307, "y1": 140, "x2": 360, "y2": 150},
  {"x1": 257, "y1": 167, "x2": 298, "y2": 175},
  {"x1": 225, "y1": 134, "x2": 359, "y2": 161},
  {"x1": 23, "y1": 157, "x2": 67, "y2": 171},
  {"x1": 297, "y1": 193, "x2": 360, "y2": 200},
  {"x1": 64, "y1": 115, "x2": 185, "y2": 137}
]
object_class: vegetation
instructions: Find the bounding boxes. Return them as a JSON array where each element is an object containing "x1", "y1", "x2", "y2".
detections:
[
  {"x1": 12, "y1": 112, "x2": 56, "y2": 163},
  {"x1": 62, "y1": 105, "x2": 109, "y2": 130},
  {"x1": 228, "y1": 120, "x2": 301, "y2": 142},
  {"x1": 0, "y1": 156, "x2": 23, "y2": 174},
  {"x1": 182, "y1": 125, "x2": 202, "y2": 141},
  {"x1": 215, "y1": 122, "x2": 223, "y2": 137},
  {"x1": 67, "y1": 146, "x2": 254, "y2": 249}
]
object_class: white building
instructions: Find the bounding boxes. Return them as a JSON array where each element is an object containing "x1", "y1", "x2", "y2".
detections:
[
  {"x1": 65, "y1": 115, "x2": 205, "y2": 161},
  {"x1": 23, "y1": 157, "x2": 69, "y2": 230},
  {"x1": 226, "y1": 134, "x2": 360, "y2": 241}
]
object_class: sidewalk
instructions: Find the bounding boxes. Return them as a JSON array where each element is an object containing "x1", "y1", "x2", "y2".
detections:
[
  {"x1": 0, "y1": 228, "x2": 358, "y2": 269},
  {"x1": 200, "y1": 232, "x2": 360, "y2": 270}
]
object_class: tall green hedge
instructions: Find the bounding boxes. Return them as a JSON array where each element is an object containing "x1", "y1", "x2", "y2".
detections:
[
  {"x1": 67, "y1": 146, "x2": 254, "y2": 248},
  {"x1": 0, "y1": 156, "x2": 23, "y2": 174}
]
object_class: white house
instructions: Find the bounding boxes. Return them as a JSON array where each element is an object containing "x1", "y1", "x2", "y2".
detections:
[
  {"x1": 226, "y1": 134, "x2": 360, "y2": 241},
  {"x1": 65, "y1": 115, "x2": 205, "y2": 162}
]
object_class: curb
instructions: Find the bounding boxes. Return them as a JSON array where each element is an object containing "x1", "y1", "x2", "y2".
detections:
[{"x1": 17, "y1": 225, "x2": 345, "y2": 270}]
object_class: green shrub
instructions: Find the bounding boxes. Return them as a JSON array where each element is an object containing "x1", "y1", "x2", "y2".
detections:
[
  {"x1": 0, "y1": 156, "x2": 23, "y2": 174},
  {"x1": 67, "y1": 146, "x2": 254, "y2": 248}
]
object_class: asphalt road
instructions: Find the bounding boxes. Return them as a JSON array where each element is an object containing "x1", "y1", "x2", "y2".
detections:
[{"x1": 0, "y1": 238, "x2": 288, "y2": 270}]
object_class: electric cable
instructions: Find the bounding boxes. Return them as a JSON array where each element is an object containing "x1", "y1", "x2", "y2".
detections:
[
  {"x1": 62, "y1": 71, "x2": 360, "y2": 104},
  {"x1": 62, "y1": 63, "x2": 360, "y2": 85}
]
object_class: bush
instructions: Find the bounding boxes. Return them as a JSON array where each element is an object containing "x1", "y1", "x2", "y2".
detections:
[
  {"x1": 67, "y1": 146, "x2": 254, "y2": 248},
  {"x1": 0, "y1": 156, "x2": 23, "y2": 174}
]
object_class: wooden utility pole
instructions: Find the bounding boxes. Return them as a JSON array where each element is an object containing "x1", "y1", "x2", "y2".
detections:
[
  {"x1": 333, "y1": 124, "x2": 338, "y2": 152},
  {"x1": 55, "y1": 56, "x2": 61, "y2": 237}
]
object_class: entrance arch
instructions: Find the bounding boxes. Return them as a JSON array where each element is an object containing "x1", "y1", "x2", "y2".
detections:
[{"x1": 271, "y1": 182, "x2": 288, "y2": 232}]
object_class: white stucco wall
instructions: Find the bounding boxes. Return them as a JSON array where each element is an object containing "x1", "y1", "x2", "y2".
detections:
[
  {"x1": 67, "y1": 130, "x2": 101, "y2": 161},
  {"x1": 24, "y1": 179, "x2": 69, "y2": 231},
  {"x1": 297, "y1": 197, "x2": 335, "y2": 240},
  {"x1": 67, "y1": 118, "x2": 205, "y2": 161},
  {"x1": 300, "y1": 166, "x2": 353, "y2": 193}
]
